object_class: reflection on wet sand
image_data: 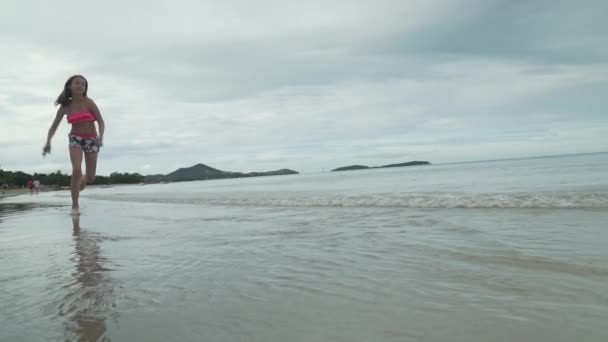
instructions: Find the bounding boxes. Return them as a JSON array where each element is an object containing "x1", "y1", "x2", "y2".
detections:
[
  {"x1": 0, "y1": 202, "x2": 63, "y2": 224},
  {"x1": 60, "y1": 215, "x2": 115, "y2": 342},
  {"x1": 0, "y1": 202, "x2": 36, "y2": 223}
]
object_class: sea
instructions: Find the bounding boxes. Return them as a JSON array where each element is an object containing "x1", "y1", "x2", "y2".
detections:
[{"x1": 1, "y1": 152, "x2": 607, "y2": 341}]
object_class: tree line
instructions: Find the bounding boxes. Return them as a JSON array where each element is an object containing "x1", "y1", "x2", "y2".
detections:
[{"x1": 0, "y1": 168, "x2": 144, "y2": 188}]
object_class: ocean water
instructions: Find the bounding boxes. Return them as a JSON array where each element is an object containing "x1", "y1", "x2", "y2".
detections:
[{"x1": 1, "y1": 153, "x2": 607, "y2": 341}]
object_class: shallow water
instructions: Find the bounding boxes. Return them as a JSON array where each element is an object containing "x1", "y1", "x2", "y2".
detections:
[{"x1": 1, "y1": 153, "x2": 607, "y2": 341}]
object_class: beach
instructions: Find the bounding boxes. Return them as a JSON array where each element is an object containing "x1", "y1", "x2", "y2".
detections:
[
  {"x1": 0, "y1": 187, "x2": 31, "y2": 198},
  {"x1": 1, "y1": 153, "x2": 608, "y2": 341}
]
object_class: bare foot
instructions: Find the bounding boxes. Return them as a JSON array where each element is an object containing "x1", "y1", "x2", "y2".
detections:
[
  {"x1": 79, "y1": 175, "x2": 87, "y2": 192},
  {"x1": 71, "y1": 207, "x2": 80, "y2": 216}
]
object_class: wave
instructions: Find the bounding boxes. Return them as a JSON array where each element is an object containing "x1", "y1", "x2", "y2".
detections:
[{"x1": 83, "y1": 191, "x2": 608, "y2": 209}]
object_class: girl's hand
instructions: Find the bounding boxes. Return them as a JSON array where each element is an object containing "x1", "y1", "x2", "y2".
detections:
[
  {"x1": 42, "y1": 142, "x2": 51, "y2": 156},
  {"x1": 97, "y1": 138, "x2": 103, "y2": 148}
]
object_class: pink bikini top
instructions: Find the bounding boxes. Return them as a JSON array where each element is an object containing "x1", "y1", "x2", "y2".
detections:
[{"x1": 66, "y1": 111, "x2": 96, "y2": 124}]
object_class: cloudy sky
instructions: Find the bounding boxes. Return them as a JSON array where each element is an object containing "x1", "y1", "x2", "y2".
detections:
[{"x1": 1, "y1": 0, "x2": 606, "y2": 175}]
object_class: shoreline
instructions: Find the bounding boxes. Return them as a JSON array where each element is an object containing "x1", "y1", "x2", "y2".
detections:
[
  {"x1": 0, "y1": 184, "x2": 120, "y2": 199},
  {"x1": 0, "y1": 188, "x2": 31, "y2": 198}
]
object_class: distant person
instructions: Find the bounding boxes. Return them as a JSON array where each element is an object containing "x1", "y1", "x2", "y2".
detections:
[
  {"x1": 27, "y1": 179, "x2": 34, "y2": 194},
  {"x1": 33, "y1": 179, "x2": 40, "y2": 194},
  {"x1": 42, "y1": 75, "x2": 106, "y2": 215}
]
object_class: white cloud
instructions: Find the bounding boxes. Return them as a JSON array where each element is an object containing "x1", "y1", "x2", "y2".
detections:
[{"x1": 1, "y1": 0, "x2": 607, "y2": 175}]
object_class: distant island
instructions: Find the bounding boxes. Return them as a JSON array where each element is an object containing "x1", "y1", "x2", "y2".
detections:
[
  {"x1": 1, "y1": 163, "x2": 299, "y2": 189},
  {"x1": 144, "y1": 163, "x2": 299, "y2": 183},
  {"x1": 2, "y1": 160, "x2": 430, "y2": 189},
  {"x1": 331, "y1": 161, "x2": 431, "y2": 172}
]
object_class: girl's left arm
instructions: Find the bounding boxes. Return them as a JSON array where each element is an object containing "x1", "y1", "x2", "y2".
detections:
[{"x1": 88, "y1": 98, "x2": 105, "y2": 146}]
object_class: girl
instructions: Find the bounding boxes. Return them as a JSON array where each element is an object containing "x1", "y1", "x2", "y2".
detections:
[{"x1": 43, "y1": 75, "x2": 105, "y2": 215}]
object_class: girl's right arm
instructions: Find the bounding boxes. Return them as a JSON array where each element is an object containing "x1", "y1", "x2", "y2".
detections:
[{"x1": 43, "y1": 106, "x2": 65, "y2": 155}]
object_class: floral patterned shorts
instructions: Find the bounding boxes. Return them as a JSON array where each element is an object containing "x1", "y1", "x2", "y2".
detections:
[{"x1": 69, "y1": 134, "x2": 100, "y2": 153}]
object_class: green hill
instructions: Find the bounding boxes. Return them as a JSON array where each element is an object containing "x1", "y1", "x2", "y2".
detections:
[
  {"x1": 145, "y1": 163, "x2": 299, "y2": 183},
  {"x1": 331, "y1": 165, "x2": 370, "y2": 172},
  {"x1": 331, "y1": 161, "x2": 430, "y2": 172}
]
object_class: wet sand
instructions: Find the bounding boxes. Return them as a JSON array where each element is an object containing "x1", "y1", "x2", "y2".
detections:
[
  {"x1": 1, "y1": 188, "x2": 608, "y2": 342},
  {"x1": 1, "y1": 197, "x2": 116, "y2": 341}
]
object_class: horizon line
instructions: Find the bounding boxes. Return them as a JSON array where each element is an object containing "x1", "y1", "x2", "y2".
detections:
[
  {"x1": 1, "y1": 151, "x2": 606, "y2": 176},
  {"x1": 435, "y1": 151, "x2": 608, "y2": 166}
]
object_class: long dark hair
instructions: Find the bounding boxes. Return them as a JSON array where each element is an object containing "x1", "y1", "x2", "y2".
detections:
[{"x1": 55, "y1": 75, "x2": 88, "y2": 106}]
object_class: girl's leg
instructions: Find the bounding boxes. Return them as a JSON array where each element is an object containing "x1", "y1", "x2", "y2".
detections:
[
  {"x1": 81, "y1": 151, "x2": 99, "y2": 191},
  {"x1": 69, "y1": 147, "x2": 84, "y2": 212}
]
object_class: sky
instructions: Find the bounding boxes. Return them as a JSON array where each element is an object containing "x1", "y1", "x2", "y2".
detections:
[{"x1": 1, "y1": 0, "x2": 607, "y2": 175}]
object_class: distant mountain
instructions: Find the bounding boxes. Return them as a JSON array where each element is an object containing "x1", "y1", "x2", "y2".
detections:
[
  {"x1": 378, "y1": 161, "x2": 431, "y2": 168},
  {"x1": 144, "y1": 163, "x2": 299, "y2": 183},
  {"x1": 331, "y1": 161, "x2": 430, "y2": 172},
  {"x1": 331, "y1": 165, "x2": 370, "y2": 172},
  {"x1": 166, "y1": 163, "x2": 225, "y2": 182}
]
